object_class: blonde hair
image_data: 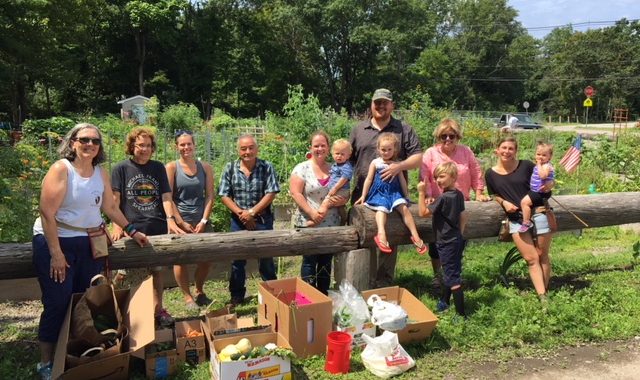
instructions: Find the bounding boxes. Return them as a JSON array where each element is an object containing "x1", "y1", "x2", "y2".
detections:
[
  {"x1": 536, "y1": 141, "x2": 553, "y2": 155},
  {"x1": 433, "y1": 161, "x2": 458, "y2": 180},
  {"x1": 433, "y1": 118, "x2": 463, "y2": 139},
  {"x1": 332, "y1": 138, "x2": 352, "y2": 153},
  {"x1": 377, "y1": 132, "x2": 400, "y2": 160}
]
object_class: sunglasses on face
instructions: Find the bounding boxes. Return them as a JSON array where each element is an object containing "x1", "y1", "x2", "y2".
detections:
[
  {"x1": 73, "y1": 137, "x2": 102, "y2": 145},
  {"x1": 440, "y1": 134, "x2": 458, "y2": 141}
]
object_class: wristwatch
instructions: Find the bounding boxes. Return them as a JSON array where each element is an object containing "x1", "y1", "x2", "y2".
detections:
[
  {"x1": 248, "y1": 208, "x2": 256, "y2": 217},
  {"x1": 200, "y1": 218, "x2": 209, "y2": 225},
  {"x1": 167, "y1": 215, "x2": 176, "y2": 221}
]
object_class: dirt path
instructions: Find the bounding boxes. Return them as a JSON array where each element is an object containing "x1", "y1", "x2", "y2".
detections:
[{"x1": 461, "y1": 337, "x2": 640, "y2": 380}]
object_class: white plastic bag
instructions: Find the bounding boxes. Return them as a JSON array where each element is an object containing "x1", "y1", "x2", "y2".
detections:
[
  {"x1": 361, "y1": 331, "x2": 415, "y2": 378},
  {"x1": 328, "y1": 280, "x2": 371, "y2": 328},
  {"x1": 367, "y1": 294, "x2": 408, "y2": 332}
]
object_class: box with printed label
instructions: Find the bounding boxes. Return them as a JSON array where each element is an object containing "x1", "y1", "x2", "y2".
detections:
[
  {"x1": 335, "y1": 321, "x2": 377, "y2": 348},
  {"x1": 174, "y1": 319, "x2": 206, "y2": 365},
  {"x1": 202, "y1": 322, "x2": 292, "y2": 380},
  {"x1": 144, "y1": 328, "x2": 177, "y2": 379},
  {"x1": 51, "y1": 276, "x2": 155, "y2": 380},
  {"x1": 258, "y1": 277, "x2": 332, "y2": 358},
  {"x1": 361, "y1": 286, "x2": 438, "y2": 344}
]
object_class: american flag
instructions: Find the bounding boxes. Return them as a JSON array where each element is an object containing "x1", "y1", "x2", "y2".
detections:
[{"x1": 559, "y1": 135, "x2": 582, "y2": 173}]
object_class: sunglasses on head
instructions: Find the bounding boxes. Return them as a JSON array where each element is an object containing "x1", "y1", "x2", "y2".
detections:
[
  {"x1": 174, "y1": 130, "x2": 193, "y2": 137},
  {"x1": 440, "y1": 134, "x2": 458, "y2": 141},
  {"x1": 73, "y1": 137, "x2": 102, "y2": 145}
]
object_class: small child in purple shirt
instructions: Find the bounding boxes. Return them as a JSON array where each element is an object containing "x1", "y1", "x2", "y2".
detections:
[{"x1": 519, "y1": 142, "x2": 555, "y2": 233}]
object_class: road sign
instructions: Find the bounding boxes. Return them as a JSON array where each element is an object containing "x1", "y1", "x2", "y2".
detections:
[
  {"x1": 583, "y1": 98, "x2": 593, "y2": 107},
  {"x1": 584, "y1": 86, "x2": 595, "y2": 98},
  {"x1": 523, "y1": 101, "x2": 530, "y2": 110}
]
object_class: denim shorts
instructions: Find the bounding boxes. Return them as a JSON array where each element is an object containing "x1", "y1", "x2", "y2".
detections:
[{"x1": 509, "y1": 212, "x2": 550, "y2": 235}]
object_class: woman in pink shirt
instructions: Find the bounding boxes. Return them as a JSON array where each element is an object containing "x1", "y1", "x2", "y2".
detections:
[{"x1": 421, "y1": 118, "x2": 489, "y2": 288}]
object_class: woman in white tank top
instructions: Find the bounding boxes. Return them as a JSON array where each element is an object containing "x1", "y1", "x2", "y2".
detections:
[{"x1": 32, "y1": 123, "x2": 148, "y2": 378}]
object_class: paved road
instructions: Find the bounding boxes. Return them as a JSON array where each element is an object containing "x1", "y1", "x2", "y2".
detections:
[{"x1": 545, "y1": 123, "x2": 637, "y2": 138}]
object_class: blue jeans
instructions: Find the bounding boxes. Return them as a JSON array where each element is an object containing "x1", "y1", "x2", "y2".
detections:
[
  {"x1": 32, "y1": 234, "x2": 103, "y2": 342},
  {"x1": 229, "y1": 213, "x2": 277, "y2": 300},
  {"x1": 301, "y1": 254, "x2": 333, "y2": 295}
]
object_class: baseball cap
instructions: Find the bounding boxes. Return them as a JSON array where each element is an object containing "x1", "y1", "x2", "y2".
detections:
[{"x1": 372, "y1": 88, "x2": 393, "y2": 102}]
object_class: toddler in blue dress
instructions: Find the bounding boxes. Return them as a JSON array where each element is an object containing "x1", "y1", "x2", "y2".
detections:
[{"x1": 355, "y1": 133, "x2": 427, "y2": 254}]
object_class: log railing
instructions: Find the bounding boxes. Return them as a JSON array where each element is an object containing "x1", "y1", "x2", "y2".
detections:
[{"x1": 1, "y1": 192, "x2": 639, "y2": 281}]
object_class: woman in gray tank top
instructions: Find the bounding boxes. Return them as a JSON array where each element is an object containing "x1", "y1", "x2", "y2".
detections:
[{"x1": 166, "y1": 131, "x2": 216, "y2": 309}]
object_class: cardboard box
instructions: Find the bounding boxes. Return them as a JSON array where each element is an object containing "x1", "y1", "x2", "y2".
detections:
[
  {"x1": 145, "y1": 328, "x2": 177, "y2": 379},
  {"x1": 335, "y1": 321, "x2": 376, "y2": 348},
  {"x1": 204, "y1": 308, "x2": 271, "y2": 341},
  {"x1": 52, "y1": 276, "x2": 155, "y2": 380},
  {"x1": 258, "y1": 277, "x2": 332, "y2": 358},
  {"x1": 202, "y1": 322, "x2": 292, "y2": 380},
  {"x1": 361, "y1": 286, "x2": 438, "y2": 344},
  {"x1": 174, "y1": 319, "x2": 206, "y2": 365}
]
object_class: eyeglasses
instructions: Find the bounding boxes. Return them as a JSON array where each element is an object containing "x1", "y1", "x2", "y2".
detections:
[
  {"x1": 73, "y1": 137, "x2": 102, "y2": 145},
  {"x1": 440, "y1": 134, "x2": 458, "y2": 141}
]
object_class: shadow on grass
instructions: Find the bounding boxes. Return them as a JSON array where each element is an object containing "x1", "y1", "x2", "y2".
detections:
[{"x1": 504, "y1": 265, "x2": 632, "y2": 293}]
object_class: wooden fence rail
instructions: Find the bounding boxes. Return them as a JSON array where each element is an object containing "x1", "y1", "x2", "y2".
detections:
[{"x1": 0, "y1": 192, "x2": 638, "y2": 281}]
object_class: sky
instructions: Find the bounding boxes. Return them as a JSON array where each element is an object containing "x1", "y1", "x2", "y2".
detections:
[{"x1": 509, "y1": 0, "x2": 640, "y2": 39}]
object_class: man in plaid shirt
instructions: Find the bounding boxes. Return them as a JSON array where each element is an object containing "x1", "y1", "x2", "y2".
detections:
[{"x1": 219, "y1": 134, "x2": 280, "y2": 307}]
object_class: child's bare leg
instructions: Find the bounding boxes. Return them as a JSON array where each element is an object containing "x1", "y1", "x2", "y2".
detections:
[
  {"x1": 397, "y1": 204, "x2": 421, "y2": 241},
  {"x1": 520, "y1": 195, "x2": 533, "y2": 223},
  {"x1": 375, "y1": 211, "x2": 388, "y2": 243},
  {"x1": 306, "y1": 198, "x2": 331, "y2": 227}
]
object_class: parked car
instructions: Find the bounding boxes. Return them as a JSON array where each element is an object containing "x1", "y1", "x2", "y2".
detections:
[{"x1": 495, "y1": 113, "x2": 542, "y2": 129}]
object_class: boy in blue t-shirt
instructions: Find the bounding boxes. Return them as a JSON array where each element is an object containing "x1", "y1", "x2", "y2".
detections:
[
  {"x1": 308, "y1": 139, "x2": 353, "y2": 226},
  {"x1": 418, "y1": 162, "x2": 468, "y2": 317}
]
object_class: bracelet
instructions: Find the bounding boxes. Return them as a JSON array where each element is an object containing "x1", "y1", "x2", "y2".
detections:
[
  {"x1": 167, "y1": 215, "x2": 176, "y2": 221},
  {"x1": 130, "y1": 229, "x2": 139, "y2": 237},
  {"x1": 124, "y1": 223, "x2": 136, "y2": 234}
]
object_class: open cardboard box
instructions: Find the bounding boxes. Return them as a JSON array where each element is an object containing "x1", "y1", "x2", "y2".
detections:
[
  {"x1": 258, "y1": 277, "x2": 332, "y2": 358},
  {"x1": 145, "y1": 328, "x2": 177, "y2": 379},
  {"x1": 202, "y1": 321, "x2": 292, "y2": 380},
  {"x1": 52, "y1": 276, "x2": 155, "y2": 380},
  {"x1": 204, "y1": 306, "x2": 271, "y2": 341},
  {"x1": 361, "y1": 286, "x2": 438, "y2": 344},
  {"x1": 174, "y1": 318, "x2": 206, "y2": 365}
]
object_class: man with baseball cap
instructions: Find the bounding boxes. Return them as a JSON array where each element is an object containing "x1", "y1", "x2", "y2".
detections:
[{"x1": 349, "y1": 88, "x2": 423, "y2": 287}]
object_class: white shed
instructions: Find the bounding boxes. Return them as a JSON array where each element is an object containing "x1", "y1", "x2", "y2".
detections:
[{"x1": 117, "y1": 95, "x2": 150, "y2": 123}]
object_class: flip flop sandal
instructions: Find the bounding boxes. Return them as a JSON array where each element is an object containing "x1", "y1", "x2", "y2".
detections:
[
  {"x1": 411, "y1": 236, "x2": 428, "y2": 255},
  {"x1": 374, "y1": 235, "x2": 393, "y2": 254}
]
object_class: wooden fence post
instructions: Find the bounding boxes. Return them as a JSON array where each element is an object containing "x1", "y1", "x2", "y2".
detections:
[{"x1": 333, "y1": 249, "x2": 371, "y2": 291}]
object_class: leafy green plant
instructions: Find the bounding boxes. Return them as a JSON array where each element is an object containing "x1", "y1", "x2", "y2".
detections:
[
  {"x1": 159, "y1": 102, "x2": 203, "y2": 133},
  {"x1": 499, "y1": 246, "x2": 523, "y2": 287}
]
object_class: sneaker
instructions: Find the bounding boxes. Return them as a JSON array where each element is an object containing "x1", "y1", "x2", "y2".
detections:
[
  {"x1": 518, "y1": 221, "x2": 533, "y2": 233},
  {"x1": 36, "y1": 362, "x2": 52, "y2": 380},
  {"x1": 195, "y1": 293, "x2": 212, "y2": 307},
  {"x1": 436, "y1": 300, "x2": 450, "y2": 313},
  {"x1": 155, "y1": 308, "x2": 174, "y2": 327}
]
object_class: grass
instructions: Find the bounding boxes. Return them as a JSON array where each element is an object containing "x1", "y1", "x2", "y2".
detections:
[{"x1": 1, "y1": 227, "x2": 639, "y2": 379}]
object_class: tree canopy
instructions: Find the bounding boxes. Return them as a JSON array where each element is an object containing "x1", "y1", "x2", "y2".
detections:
[{"x1": 1, "y1": 0, "x2": 639, "y2": 123}]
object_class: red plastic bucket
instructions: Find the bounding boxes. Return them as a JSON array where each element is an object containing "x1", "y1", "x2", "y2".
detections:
[{"x1": 324, "y1": 331, "x2": 352, "y2": 374}]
